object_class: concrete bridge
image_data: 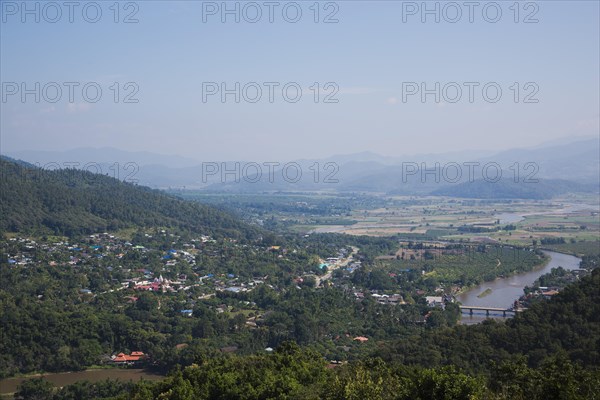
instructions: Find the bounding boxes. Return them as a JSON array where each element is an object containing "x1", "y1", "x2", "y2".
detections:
[{"x1": 459, "y1": 305, "x2": 524, "y2": 317}]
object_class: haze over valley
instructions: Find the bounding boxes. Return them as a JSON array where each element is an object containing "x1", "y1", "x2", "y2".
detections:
[{"x1": 1, "y1": 1, "x2": 599, "y2": 399}]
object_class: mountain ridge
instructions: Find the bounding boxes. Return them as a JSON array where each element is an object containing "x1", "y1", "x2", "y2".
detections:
[{"x1": 0, "y1": 157, "x2": 259, "y2": 239}]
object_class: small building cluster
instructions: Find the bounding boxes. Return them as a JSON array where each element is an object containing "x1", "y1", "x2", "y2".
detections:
[{"x1": 111, "y1": 351, "x2": 145, "y2": 366}]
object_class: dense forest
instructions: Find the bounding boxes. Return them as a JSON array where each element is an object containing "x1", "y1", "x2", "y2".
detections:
[
  {"x1": 0, "y1": 247, "x2": 450, "y2": 377},
  {"x1": 10, "y1": 270, "x2": 600, "y2": 400},
  {"x1": 377, "y1": 263, "x2": 600, "y2": 371},
  {"x1": 0, "y1": 158, "x2": 259, "y2": 240}
]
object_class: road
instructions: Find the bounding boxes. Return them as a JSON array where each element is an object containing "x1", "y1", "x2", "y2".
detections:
[{"x1": 315, "y1": 246, "x2": 358, "y2": 287}]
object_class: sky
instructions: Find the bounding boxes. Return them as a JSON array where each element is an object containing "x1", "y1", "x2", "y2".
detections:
[{"x1": 1, "y1": 0, "x2": 599, "y2": 161}]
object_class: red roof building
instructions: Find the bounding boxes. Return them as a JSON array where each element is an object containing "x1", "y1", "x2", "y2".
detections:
[{"x1": 112, "y1": 351, "x2": 145, "y2": 363}]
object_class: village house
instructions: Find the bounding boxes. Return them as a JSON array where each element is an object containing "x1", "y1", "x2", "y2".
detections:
[
  {"x1": 111, "y1": 351, "x2": 146, "y2": 365},
  {"x1": 425, "y1": 296, "x2": 444, "y2": 308}
]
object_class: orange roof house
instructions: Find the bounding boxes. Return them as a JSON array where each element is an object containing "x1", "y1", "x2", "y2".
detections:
[{"x1": 112, "y1": 351, "x2": 145, "y2": 363}]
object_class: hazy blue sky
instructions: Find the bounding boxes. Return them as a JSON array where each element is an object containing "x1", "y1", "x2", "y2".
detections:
[{"x1": 1, "y1": 1, "x2": 598, "y2": 161}]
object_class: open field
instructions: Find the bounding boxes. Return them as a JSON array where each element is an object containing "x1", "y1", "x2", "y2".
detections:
[
  {"x1": 307, "y1": 195, "x2": 599, "y2": 246},
  {"x1": 177, "y1": 191, "x2": 598, "y2": 247}
]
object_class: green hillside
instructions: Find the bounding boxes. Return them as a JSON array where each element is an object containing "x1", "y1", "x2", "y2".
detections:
[{"x1": 0, "y1": 158, "x2": 258, "y2": 239}]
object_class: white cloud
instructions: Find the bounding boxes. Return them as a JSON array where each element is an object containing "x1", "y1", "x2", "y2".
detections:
[
  {"x1": 337, "y1": 87, "x2": 380, "y2": 95},
  {"x1": 40, "y1": 106, "x2": 56, "y2": 114},
  {"x1": 66, "y1": 103, "x2": 92, "y2": 113}
]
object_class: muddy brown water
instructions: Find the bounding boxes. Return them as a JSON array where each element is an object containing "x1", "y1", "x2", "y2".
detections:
[
  {"x1": 457, "y1": 250, "x2": 582, "y2": 324},
  {"x1": 0, "y1": 368, "x2": 164, "y2": 396}
]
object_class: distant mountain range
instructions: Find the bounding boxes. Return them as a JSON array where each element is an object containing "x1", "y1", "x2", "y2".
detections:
[
  {"x1": 430, "y1": 178, "x2": 596, "y2": 200},
  {"x1": 3, "y1": 137, "x2": 599, "y2": 199}
]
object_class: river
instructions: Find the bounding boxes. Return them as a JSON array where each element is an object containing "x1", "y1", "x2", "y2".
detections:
[
  {"x1": 494, "y1": 202, "x2": 598, "y2": 225},
  {"x1": 456, "y1": 250, "x2": 582, "y2": 324},
  {"x1": 0, "y1": 369, "x2": 164, "y2": 396}
]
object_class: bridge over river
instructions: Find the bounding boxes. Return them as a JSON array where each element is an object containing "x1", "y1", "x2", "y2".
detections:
[{"x1": 459, "y1": 305, "x2": 524, "y2": 317}]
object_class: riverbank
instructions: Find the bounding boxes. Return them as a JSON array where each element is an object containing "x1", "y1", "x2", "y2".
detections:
[
  {"x1": 457, "y1": 250, "x2": 582, "y2": 312},
  {"x1": 453, "y1": 250, "x2": 551, "y2": 297},
  {"x1": 0, "y1": 368, "x2": 164, "y2": 397}
]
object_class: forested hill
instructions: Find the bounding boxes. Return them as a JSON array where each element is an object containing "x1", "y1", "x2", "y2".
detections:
[
  {"x1": 379, "y1": 265, "x2": 600, "y2": 373},
  {"x1": 0, "y1": 158, "x2": 259, "y2": 239}
]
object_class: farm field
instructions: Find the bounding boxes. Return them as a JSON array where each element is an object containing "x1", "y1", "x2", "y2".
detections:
[{"x1": 307, "y1": 195, "x2": 599, "y2": 247}]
